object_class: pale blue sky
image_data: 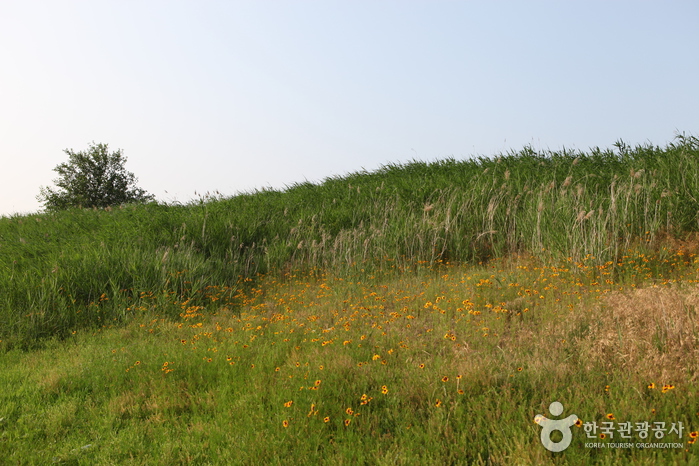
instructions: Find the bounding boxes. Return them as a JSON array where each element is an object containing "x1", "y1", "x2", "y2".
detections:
[{"x1": 1, "y1": 1, "x2": 697, "y2": 216}]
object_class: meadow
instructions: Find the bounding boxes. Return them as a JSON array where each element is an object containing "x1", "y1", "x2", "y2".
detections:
[{"x1": 1, "y1": 135, "x2": 698, "y2": 464}]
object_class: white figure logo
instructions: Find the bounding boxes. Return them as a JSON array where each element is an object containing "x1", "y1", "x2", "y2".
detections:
[{"x1": 534, "y1": 401, "x2": 578, "y2": 452}]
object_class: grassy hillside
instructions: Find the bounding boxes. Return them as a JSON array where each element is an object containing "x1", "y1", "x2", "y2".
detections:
[
  {"x1": 2, "y1": 135, "x2": 699, "y2": 350},
  {"x1": 1, "y1": 135, "x2": 699, "y2": 464}
]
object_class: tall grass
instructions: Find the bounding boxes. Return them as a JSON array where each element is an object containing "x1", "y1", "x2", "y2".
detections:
[{"x1": 2, "y1": 134, "x2": 698, "y2": 349}]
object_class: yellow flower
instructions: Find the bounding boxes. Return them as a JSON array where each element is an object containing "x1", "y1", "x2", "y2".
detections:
[
  {"x1": 435, "y1": 399, "x2": 442, "y2": 407},
  {"x1": 575, "y1": 419, "x2": 583, "y2": 427},
  {"x1": 381, "y1": 385, "x2": 388, "y2": 395},
  {"x1": 324, "y1": 416, "x2": 330, "y2": 423},
  {"x1": 648, "y1": 382, "x2": 656, "y2": 389},
  {"x1": 606, "y1": 413, "x2": 615, "y2": 420},
  {"x1": 346, "y1": 407, "x2": 354, "y2": 415},
  {"x1": 344, "y1": 419, "x2": 351, "y2": 427},
  {"x1": 419, "y1": 364, "x2": 425, "y2": 369},
  {"x1": 441, "y1": 376, "x2": 449, "y2": 383},
  {"x1": 282, "y1": 420, "x2": 289, "y2": 428},
  {"x1": 284, "y1": 400, "x2": 293, "y2": 408}
]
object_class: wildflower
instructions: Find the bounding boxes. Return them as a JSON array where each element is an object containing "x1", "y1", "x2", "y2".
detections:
[
  {"x1": 324, "y1": 416, "x2": 330, "y2": 423},
  {"x1": 282, "y1": 420, "x2": 289, "y2": 428},
  {"x1": 606, "y1": 413, "x2": 615, "y2": 420},
  {"x1": 315, "y1": 380, "x2": 321, "y2": 386},
  {"x1": 689, "y1": 431, "x2": 698, "y2": 439},
  {"x1": 284, "y1": 400, "x2": 293, "y2": 408},
  {"x1": 435, "y1": 399, "x2": 442, "y2": 407},
  {"x1": 648, "y1": 383, "x2": 656, "y2": 389},
  {"x1": 344, "y1": 419, "x2": 351, "y2": 427},
  {"x1": 135, "y1": 361, "x2": 141, "y2": 365},
  {"x1": 441, "y1": 376, "x2": 449, "y2": 383},
  {"x1": 517, "y1": 367, "x2": 523, "y2": 372},
  {"x1": 419, "y1": 364, "x2": 425, "y2": 369},
  {"x1": 457, "y1": 389, "x2": 464, "y2": 395},
  {"x1": 575, "y1": 419, "x2": 583, "y2": 427},
  {"x1": 381, "y1": 385, "x2": 389, "y2": 395},
  {"x1": 600, "y1": 433, "x2": 606, "y2": 439},
  {"x1": 346, "y1": 407, "x2": 354, "y2": 415}
]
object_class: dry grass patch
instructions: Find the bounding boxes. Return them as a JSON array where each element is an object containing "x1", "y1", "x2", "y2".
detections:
[{"x1": 580, "y1": 284, "x2": 699, "y2": 383}]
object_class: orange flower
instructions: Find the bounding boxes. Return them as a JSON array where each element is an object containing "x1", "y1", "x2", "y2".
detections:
[
  {"x1": 284, "y1": 400, "x2": 293, "y2": 408},
  {"x1": 442, "y1": 376, "x2": 449, "y2": 383},
  {"x1": 282, "y1": 420, "x2": 289, "y2": 428},
  {"x1": 606, "y1": 413, "x2": 615, "y2": 420}
]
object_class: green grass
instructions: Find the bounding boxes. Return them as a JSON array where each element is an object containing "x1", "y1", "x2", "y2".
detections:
[
  {"x1": 1, "y1": 135, "x2": 699, "y2": 464},
  {"x1": 1, "y1": 257, "x2": 698, "y2": 464}
]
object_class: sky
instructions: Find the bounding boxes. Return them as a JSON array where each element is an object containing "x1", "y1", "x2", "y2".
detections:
[{"x1": 1, "y1": 1, "x2": 698, "y2": 217}]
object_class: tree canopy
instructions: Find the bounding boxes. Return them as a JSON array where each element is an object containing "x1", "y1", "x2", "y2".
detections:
[{"x1": 37, "y1": 142, "x2": 155, "y2": 211}]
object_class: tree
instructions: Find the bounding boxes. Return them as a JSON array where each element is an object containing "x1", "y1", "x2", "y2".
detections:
[{"x1": 37, "y1": 142, "x2": 155, "y2": 211}]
